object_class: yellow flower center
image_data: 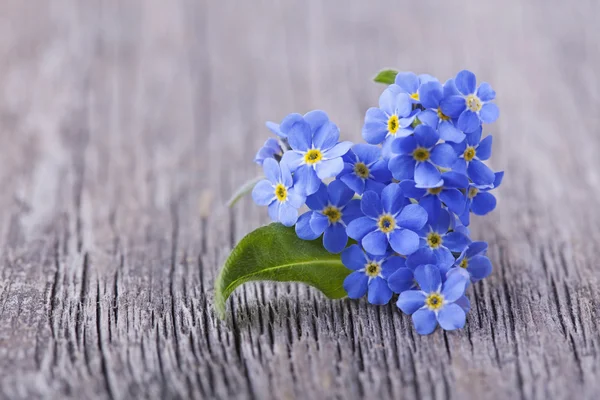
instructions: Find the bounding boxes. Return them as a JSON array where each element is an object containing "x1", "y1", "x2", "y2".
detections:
[
  {"x1": 425, "y1": 293, "x2": 444, "y2": 310},
  {"x1": 304, "y1": 149, "x2": 323, "y2": 165},
  {"x1": 460, "y1": 258, "x2": 468, "y2": 269},
  {"x1": 437, "y1": 107, "x2": 450, "y2": 121},
  {"x1": 468, "y1": 187, "x2": 479, "y2": 199},
  {"x1": 378, "y1": 214, "x2": 396, "y2": 233},
  {"x1": 427, "y1": 232, "x2": 443, "y2": 249},
  {"x1": 275, "y1": 184, "x2": 288, "y2": 202},
  {"x1": 463, "y1": 146, "x2": 476, "y2": 162},
  {"x1": 323, "y1": 206, "x2": 342, "y2": 224},
  {"x1": 387, "y1": 115, "x2": 399, "y2": 135},
  {"x1": 410, "y1": 92, "x2": 420, "y2": 101},
  {"x1": 427, "y1": 187, "x2": 443, "y2": 195},
  {"x1": 365, "y1": 261, "x2": 381, "y2": 277},
  {"x1": 413, "y1": 147, "x2": 430, "y2": 162},
  {"x1": 354, "y1": 162, "x2": 370, "y2": 179},
  {"x1": 466, "y1": 94, "x2": 482, "y2": 112}
]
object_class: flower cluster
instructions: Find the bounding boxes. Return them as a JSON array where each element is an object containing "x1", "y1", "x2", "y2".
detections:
[{"x1": 251, "y1": 70, "x2": 502, "y2": 335}]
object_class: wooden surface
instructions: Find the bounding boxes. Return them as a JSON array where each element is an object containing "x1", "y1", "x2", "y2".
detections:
[{"x1": 0, "y1": 0, "x2": 599, "y2": 399}]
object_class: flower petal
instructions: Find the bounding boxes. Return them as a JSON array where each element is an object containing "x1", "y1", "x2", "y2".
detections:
[
  {"x1": 279, "y1": 113, "x2": 304, "y2": 135},
  {"x1": 381, "y1": 183, "x2": 404, "y2": 214},
  {"x1": 412, "y1": 308, "x2": 438, "y2": 335},
  {"x1": 394, "y1": 93, "x2": 413, "y2": 116},
  {"x1": 286, "y1": 188, "x2": 305, "y2": 209},
  {"x1": 438, "y1": 121, "x2": 465, "y2": 143},
  {"x1": 414, "y1": 162, "x2": 443, "y2": 188},
  {"x1": 312, "y1": 121, "x2": 341, "y2": 151},
  {"x1": 457, "y1": 110, "x2": 481, "y2": 133},
  {"x1": 397, "y1": 204, "x2": 428, "y2": 231},
  {"x1": 454, "y1": 295, "x2": 471, "y2": 313},
  {"x1": 286, "y1": 119, "x2": 312, "y2": 151},
  {"x1": 327, "y1": 179, "x2": 354, "y2": 207},
  {"x1": 480, "y1": 103, "x2": 499, "y2": 123},
  {"x1": 252, "y1": 180, "x2": 276, "y2": 206},
  {"x1": 399, "y1": 180, "x2": 426, "y2": 200},
  {"x1": 362, "y1": 230, "x2": 389, "y2": 256},
  {"x1": 341, "y1": 244, "x2": 368, "y2": 270},
  {"x1": 280, "y1": 150, "x2": 304, "y2": 172},
  {"x1": 294, "y1": 165, "x2": 322, "y2": 196},
  {"x1": 344, "y1": 272, "x2": 369, "y2": 299},
  {"x1": 295, "y1": 212, "x2": 320, "y2": 240},
  {"x1": 340, "y1": 172, "x2": 365, "y2": 194},
  {"x1": 441, "y1": 272, "x2": 469, "y2": 302},
  {"x1": 315, "y1": 158, "x2": 344, "y2": 180},
  {"x1": 262, "y1": 158, "x2": 282, "y2": 184},
  {"x1": 309, "y1": 212, "x2": 329, "y2": 235},
  {"x1": 352, "y1": 143, "x2": 381, "y2": 165},
  {"x1": 466, "y1": 241, "x2": 488, "y2": 258},
  {"x1": 419, "y1": 81, "x2": 443, "y2": 109},
  {"x1": 303, "y1": 110, "x2": 329, "y2": 131},
  {"x1": 268, "y1": 201, "x2": 279, "y2": 222},
  {"x1": 455, "y1": 70, "x2": 476, "y2": 95},
  {"x1": 467, "y1": 159, "x2": 495, "y2": 186},
  {"x1": 442, "y1": 171, "x2": 469, "y2": 188},
  {"x1": 305, "y1": 182, "x2": 328, "y2": 210},
  {"x1": 443, "y1": 231, "x2": 471, "y2": 253},
  {"x1": 362, "y1": 108, "x2": 389, "y2": 145},
  {"x1": 418, "y1": 109, "x2": 439, "y2": 128},
  {"x1": 278, "y1": 202, "x2": 299, "y2": 227},
  {"x1": 341, "y1": 200, "x2": 362, "y2": 225},
  {"x1": 414, "y1": 264, "x2": 442, "y2": 293},
  {"x1": 394, "y1": 72, "x2": 419, "y2": 95},
  {"x1": 368, "y1": 277, "x2": 393, "y2": 305},
  {"x1": 476, "y1": 135, "x2": 493, "y2": 161},
  {"x1": 406, "y1": 247, "x2": 437, "y2": 270},
  {"x1": 347, "y1": 217, "x2": 377, "y2": 241},
  {"x1": 439, "y1": 188, "x2": 466, "y2": 215},
  {"x1": 467, "y1": 255, "x2": 493, "y2": 281},
  {"x1": 323, "y1": 223, "x2": 348, "y2": 254},
  {"x1": 389, "y1": 228, "x2": 420, "y2": 256},
  {"x1": 430, "y1": 143, "x2": 457, "y2": 168},
  {"x1": 378, "y1": 87, "x2": 398, "y2": 114},
  {"x1": 266, "y1": 121, "x2": 286, "y2": 138},
  {"x1": 360, "y1": 191, "x2": 383, "y2": 219},
  {"x1": 440, "y1": 95, "x2": 466, "y2": 118},
  {"x1": 397, "y1": 290, "x2": 426, "y2": 314},
  {"x1": 381, "y1": 256, "x2": 406, "y2": 278},
  {"x1": 476, "y1": 82, "x2": 496, "y2": 101},
  {"x1": 434, "y1": 247, "x2": 455, "y2": 272},
  {"x1": 392, "y1": 135, "x2": 418, "y2": 155},
  {"x1": 414, "y1": 125, "x2": 439, "y2": 148},
  {"x1": 388, "y1": 268, "x2": 415, "y2": 294},
  {"x1": 323, "y1": 141, "x2": 352, "y2": 159},
  {"x1": 471, "y1": 192, "x2": 497, "y2": 215},
  {"x1": 437, "y1": 303, "x2": 466, "y2": 331}
]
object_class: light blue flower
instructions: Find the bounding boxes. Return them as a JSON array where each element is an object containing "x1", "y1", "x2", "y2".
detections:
[
  {"x1": 295, "y1": 181, "x2": 362, "y2": 253},
  {"x1": 459, "y1": 171, "x2": 504, "y2": 226},
  {"x1": 440, "y1": 70, "x2": 499, "y2": 133},
  {"x1": 280, "y1": 111, "x2": 352, "y2": 196},
  {"x1": 252, "y1": 158, "x2": 305, "y2": 226},
  {"x1": 397, "y1": 264, "x2": 470, "y2": 335},
  {"x1": 417, "y1": 79, "x2": 466, "y2": 143},
  {"x1": 406, "y1": 209, "x2": 471, "y2": 272},
  {"x1": 390, "y1": 72, "x2": 437, "y2": 104},
  {"x1": 254, "y1": 137, "x2": 284, "y2": 166},
  {"x1": 347, "y1": 183, "x2": 428, "y2": 256},
  {"x1": 362, "y1": 87, "x2": 413, "y2": 145},
  {"x1": 449, "y1": 127, "x2": 495, "y2": 186},
  {"x1": 447, "y1": 241, "x2": 492, "y2": 282},
  {"x1": 338, "y1": 144, "x2": 391, "y2": 195},
  {"x1": 388, "y1": 124, "x2": 457, "y2": 188},
  {"x1": 342, "y1": 245, "x2": 405, "y2": 305}
]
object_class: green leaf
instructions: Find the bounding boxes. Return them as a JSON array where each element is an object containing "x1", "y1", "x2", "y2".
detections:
[
  {"x1": 373, "y1": 69, "x2": 398, "y2": 84},
  {"x1": 226, "y1": 175, "x2": 264, "y2": 208},
  {"x1": 214, "y1": 223, "x2": 351, "y2": 319}
]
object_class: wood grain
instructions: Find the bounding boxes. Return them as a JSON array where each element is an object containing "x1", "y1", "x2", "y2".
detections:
[{"x1": 0, "y1": 0, "x2": 599, "y2": 399}]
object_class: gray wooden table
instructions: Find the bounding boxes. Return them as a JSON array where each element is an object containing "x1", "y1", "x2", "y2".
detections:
[{"x1": 1, "y1": 0, "x2": 599, "y2": 399}]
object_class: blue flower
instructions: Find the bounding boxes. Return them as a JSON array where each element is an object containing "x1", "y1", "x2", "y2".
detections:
[
  {"x1": 347, "y1": 183, "x2": 428, "y2": 256},
  {"x1": 362, "y1": 87, "x2": 413, "y2": 145},
  {"x1": 280, "y1": 111, "x2": 352, "y2": 196},
  {"x1": 449, "y1": 127, "x2": 495, "y2": 186},
  {"x1": 388, "y1": 125, "x2": 457, "y2": 188},
  {"x1": 391, "y1": 72, "x2": 437, "y2": 103},
  {"x1": 417, "y1": 79, "x2": 466, "y2": 143},
  {"x1": 447, "y1": 241, "x2": 492, "y2": 282},
  {"x1": 295, "y1": 181, "x2": 362, "y2": 253},
  {"x1": 440, "y1": 70, "x2": 499, "y2": 133},
  {"x1": 387, "y1": 263, "x2": 417, "y2": 294},
  {"x1": 254, "y1": 137, "x2": 284, "y2": 166},
  {"x1": 397, "y1": 264, "x2": 470, "y2": 335},
  {"x1": 459, "y1": 171, "x2": 503, "y2": 226},
  {"x1": 342, "y1": 245, "x2": 405, "y2": 305},
  {"x1": 406, "y1": 209, "x2": 471, "y2": 272},
  {"x1": 399, "y1": 171, "x2": 468, "y2": 222},
  {"x1": 338, "y1": 144, "x2": 391, "y2": 195},
  {"x1": 252, "y1": 158, "x2": 305, "y2": 226}
]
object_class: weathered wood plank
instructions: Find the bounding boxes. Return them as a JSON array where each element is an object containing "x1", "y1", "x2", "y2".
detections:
[{"x1": 0, "y1": 0, "x2": 599, "y2": 399}]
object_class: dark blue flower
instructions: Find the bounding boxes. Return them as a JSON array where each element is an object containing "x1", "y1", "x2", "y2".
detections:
[
  {"x1": 397, "y1": 264, "x2": 470, "y2": 335},
  {"x1": 459, "y1": 171, "x2": 503, "y2": 226},
  {"x1": 252, "y1": 158, "x2": 305, "y2": 227},
  {"x1": 447, "y1": 241, "x2": 492, "y2": 282},
  {"x1": 280, "y1": 111, "x2": 352, "y2": 196},
  {"x1": 449, "y1": 127, "x2": 495, "y2": 186},
  {"x1": 406, "y1": 209, "x2": 471, "y2": 272},
  {"x1": 362, "y1": 87, "x2": 413, "y2": 145},
  {"x1": 295, "y1": 181, "x2": 362, "y2": 253},
  {"x1": 342, "y1": 245, "x2": 405, "y2": 305},
  {"x1": 347, "y1": 183, "x2": 428, "y2": 256},
  {"x1": 399, "y1": 171, "x2": 468, "y2": 222},
  {"x1": 254, "y1": 137, "x2": 284, "y2": 166},
  {"x1": 338, "y1": 144, "x2": 391, "y2": 195},
  {"x1": 440, "y1": 70, "x2": 499, "y2": 133},
  {"x1": 417, "y1": 79, "x2": 466, "y2": 143},
  {"x1": 388, "y1": 125, "x2": 457, "y2": 188}
]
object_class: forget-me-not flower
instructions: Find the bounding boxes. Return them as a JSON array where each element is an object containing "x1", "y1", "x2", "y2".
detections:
[
  {"x1": 280, "y1": 111, "x2": 352, "y2": 196},
  {"x1": 342, "y1": 245, "x2": 405, "y2": 305},
  {"x1": 440, "y1": 69, "x2": 499, "y2": 133},
  {"x1": 254, "y1": 137, "x2": 284, "y2": 166},
  {"x1": 338, "y1": 144, "x2": 391, "y2": 195},
  {"x1": 347, "y1": 183, "x2": 428, "y2": 256},
  {"x1": 447, "y1": 241, "x2": 492, "y2": 283},
  {"x1": 362, "y1": 87, "x2": 413, "y2": 145},
  {"x1": 252, "y1": 158, "x2": 305, "y2": 226},
  {"x1": 449, "y1": 126, "x2": 495, "y2": 186},
  {"x1": 388, "y1": 124, "x2": 457, "y2": 188},
  {"x1": 397, "y1": 264, "x2": 470, "y2": 335},
  {"x1": 459, "y1": 171, "x2": 503, "y2": 226},
  {"x1": 295, "y1": 181, "x2": 362, "y2": 253},
  {"x1": 390, "y1": 72, "x2": 437, "y2": 103},
  {"x1": 417, "y1": 79, "x2": 466, "y2": 143}
]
